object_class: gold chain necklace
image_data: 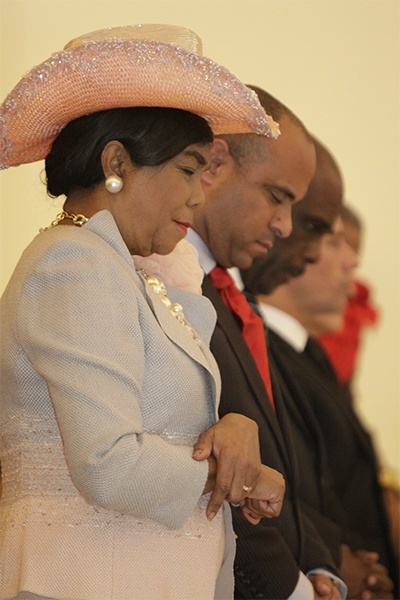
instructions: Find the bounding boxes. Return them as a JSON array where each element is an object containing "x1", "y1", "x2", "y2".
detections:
[
  {"x1": 40, "y1": 211, "x2": 89, "y2": 232},
  {"x1": 140, "y1": 271, "x2": 201, "y2": 345},
  {"x1": 40, "y1": 212, "x2": 201, "y2": 345}
]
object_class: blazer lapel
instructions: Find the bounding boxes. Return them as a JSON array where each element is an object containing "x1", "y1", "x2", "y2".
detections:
[
  {"x1": 284, "y1": 335, "x2": 378, "y2": 465},
  {"x1": 140, "y1": 275, "x2": 215, "y2": 369},
  {"x1": 269, "y1": 333, "x2": 323, "y2": 439},
  {"x1": 203, "y1": 276, "x2": 289, "y2": 457},
  {"x1": 268, "y1": 337, "x2": 331, "y2": 476},
  {"x1": 143, "y1": 279, "x2": 221, "y2": 419},
  {"x1": 86, "y1": 213, "x2": 220, "y2": 409}
]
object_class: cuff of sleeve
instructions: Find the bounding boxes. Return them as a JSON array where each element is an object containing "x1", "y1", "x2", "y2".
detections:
[
  {"x1": 307, "y1": 569, "x2": 348, "y2": 600},
  {"x1": 287, "y1": 571, "x2": 314, "y2": 599}
]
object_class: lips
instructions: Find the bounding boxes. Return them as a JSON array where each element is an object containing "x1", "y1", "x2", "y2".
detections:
[
  {"x1": 255, "y1": 240, "x2": 273, "y2": 253},
  {"x1": 174, "y1": 221, "x2": 191, "y2": 234}
]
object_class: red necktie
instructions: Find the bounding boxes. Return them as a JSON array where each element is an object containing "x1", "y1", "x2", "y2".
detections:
[{"x1": 209, "y1": 266, "x2": 275, "y2": 408}]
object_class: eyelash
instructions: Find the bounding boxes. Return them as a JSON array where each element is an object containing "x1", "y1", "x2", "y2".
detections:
[
  {"x1": 180, "y1": 167, "x2": 195, "y2": 176},
  {"x1": 270, "y1": 192, "x2": 283, "y2": 205},
  {"x1": 306, "y1": 222, "x2": 329, "y2": 235}
]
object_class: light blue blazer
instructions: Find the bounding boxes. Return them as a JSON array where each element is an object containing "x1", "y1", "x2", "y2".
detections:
[{"x1": 0, "y1": 210, "x2": 232, "y2": 600}]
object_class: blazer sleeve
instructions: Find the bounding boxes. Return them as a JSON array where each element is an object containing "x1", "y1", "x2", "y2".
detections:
[
  {"x1": 232, "y1": 507, "x2": 301, "y2": 599},
  {"x1": 15, "y1": 233, "x2": 208, "y2": 529}
]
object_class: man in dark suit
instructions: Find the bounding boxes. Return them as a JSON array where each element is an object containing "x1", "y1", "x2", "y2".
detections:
[
  {"x1": 241, "y1": 210, "x2": 398, "y2": 598},
  {"x1": 187, "y1": 86, "x2": 345, "y2": 599}
]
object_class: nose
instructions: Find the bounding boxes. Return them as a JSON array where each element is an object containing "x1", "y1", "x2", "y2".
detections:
[
  {"x1": 269, "y1": 204, "x2": 293, "y2": 238},
  {"x1": 343, "y1": 240, "x2": 359, "y2": 271},
  {"x1": 187, "y1": 181, "x2": 205, "y2": 209}
]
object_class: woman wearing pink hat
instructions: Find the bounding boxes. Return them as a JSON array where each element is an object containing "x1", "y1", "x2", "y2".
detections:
[{"x1": 0, "y1": 25, "x2": 284, "y2": 599}]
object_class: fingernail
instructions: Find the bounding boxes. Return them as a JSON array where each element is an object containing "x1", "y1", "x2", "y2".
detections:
[{"x1": 207, "y1": 512, "x2": 216, "y2": 521}]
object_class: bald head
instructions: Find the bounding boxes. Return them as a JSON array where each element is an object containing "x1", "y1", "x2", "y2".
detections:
[
  {"x1": 241, "y1": 136, "x2": 343, "y2": 295},
  {"x1": 247, "y1": 85, "x2": 310, "y2": 138},
  {"x1": 218, "y1": 85, "x2": 311, "y2": 170}
]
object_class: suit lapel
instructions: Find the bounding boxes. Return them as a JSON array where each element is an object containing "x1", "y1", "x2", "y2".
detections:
[
  {"x1": 203, "y1": 276, "x2": 290, "y2": 459},
  {"x1": 268, "y1": 336, "x2": 331, "y2": 477},
  {"x1": 274, "y1": 331, "x2": 378, "y2": 465},
  {"x1": 302, "y1": 344, "x2": 377, "y2": 459},
  {"x1": 269, "y1": 333, "x2": 323, "y2": 439}
]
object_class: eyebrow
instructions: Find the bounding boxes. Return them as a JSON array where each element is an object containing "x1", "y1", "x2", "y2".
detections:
[
  {"x1": 306, "y1": 216, "x2": 333, "y2": 233},
  {"x1": 181, "y1": 149, "x2": 208, "y2": 166}
]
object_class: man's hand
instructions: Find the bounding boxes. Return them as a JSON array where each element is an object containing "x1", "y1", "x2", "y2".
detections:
[
  {"x1": 237, "y1": 464, "x2": 285, "y2": 524},
  {"x1": 355, "y1": 548, "x2": 394, "y2": 599},
  {"x1": 309, "y1": 574, "x2": 342, "y2": 600},
  {"x1": 193, "y1": 413, "x2": 262, "y2": 520},
  {"x1": 339, "y1": 544, "x2": 394, "y2": 599}
]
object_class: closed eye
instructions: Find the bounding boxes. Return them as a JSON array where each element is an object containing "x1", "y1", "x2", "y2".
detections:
[
  {"x1": 271, "y1": 192, "x2": 283, "y2": 205},
  {"x1": 180, "y1": 167, "x2": 195, "y2": 176},
  {"x1": 266, "y1": 185, "x2": 294, "y2": 206},
  {"x1": 304, "y1": 219, "x2": 332, "y2": 236}
]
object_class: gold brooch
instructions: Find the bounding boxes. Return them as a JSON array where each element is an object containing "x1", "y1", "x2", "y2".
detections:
[{"x1": 141, "y1": 271, "x2": 201, "y2": 345}]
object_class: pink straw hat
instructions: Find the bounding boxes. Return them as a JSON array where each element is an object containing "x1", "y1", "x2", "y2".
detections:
[{"x1": 0, "y1": 24, "x2": 279, "y2": 169}]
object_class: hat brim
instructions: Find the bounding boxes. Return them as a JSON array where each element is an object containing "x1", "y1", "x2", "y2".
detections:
[{"x1": 0, "y1": 39, "x2": 279, "y2": 169}]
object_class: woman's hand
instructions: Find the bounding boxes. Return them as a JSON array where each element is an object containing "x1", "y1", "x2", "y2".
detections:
[
  {"x1": 193, "y1": 413, "x2": 261, "y2": 519},
  {"x1": 193, "y1": 413, "x2": 283, "y2": 521}
]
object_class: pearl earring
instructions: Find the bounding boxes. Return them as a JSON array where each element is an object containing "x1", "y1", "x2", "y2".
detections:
[{"x1": 105, "y1": 175, "x2": 123, "y2": 194}]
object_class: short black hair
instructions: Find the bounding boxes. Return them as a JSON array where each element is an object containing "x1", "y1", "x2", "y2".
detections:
[
  {"x1": 341, "y1": 204, "x2": 362, "y2": 229},
  {"x1": 45, "y1": 107, "x2": 213, "y2": 197}
]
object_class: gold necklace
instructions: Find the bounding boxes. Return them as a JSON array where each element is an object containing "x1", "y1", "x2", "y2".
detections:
[
  {"x1": 40, "y1": 213, "x2": 201, "y2": 345},
  {"x1": 140, "y1": 270, "x2": 201, "y2": 345},
  {"x1": 40, "y1": 211, "x2": 89, "y2": 232}
]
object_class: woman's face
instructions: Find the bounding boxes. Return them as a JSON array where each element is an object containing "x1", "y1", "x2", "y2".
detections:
[{"x1": 111, "y1": 143, "x2": 211, "y2": 256}]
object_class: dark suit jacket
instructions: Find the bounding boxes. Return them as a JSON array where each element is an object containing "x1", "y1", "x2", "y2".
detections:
[
  {"x1": 267, "y1": 328, "x2": 399, "y2": 595},
  {"x1": 202, "y1": 276, "x2": 339, "y2": 599}
]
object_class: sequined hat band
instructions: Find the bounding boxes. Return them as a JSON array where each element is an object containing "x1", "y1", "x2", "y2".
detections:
[{"x1": 0, "y1": 24, "x2": 280, "y2": 169}]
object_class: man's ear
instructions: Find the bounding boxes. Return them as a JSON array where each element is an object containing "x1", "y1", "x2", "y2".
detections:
[{"x1": 202, "y1": 138, "x2": 232, "y2": 184}]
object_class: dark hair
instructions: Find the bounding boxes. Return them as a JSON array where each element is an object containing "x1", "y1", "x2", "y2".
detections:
[
  {"x1": 219, "y1": 85, "x2": 311, "y2": 168},
  {"x1": 45, "y1": 107, "x2": 213, "y2": 197},
  {"x1": 341, "y1": 204, "x2": 362, "y2": 230}
]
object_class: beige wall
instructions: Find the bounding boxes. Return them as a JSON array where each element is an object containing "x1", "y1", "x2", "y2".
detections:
[{"x1": 1, "y1": 0, "x2": 399, "y2": 473}]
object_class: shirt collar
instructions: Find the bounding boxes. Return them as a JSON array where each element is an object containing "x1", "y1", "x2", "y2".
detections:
[
  {"x1": 258, "y1": 303, "x2": 308, "y2": 352},
  {"x1": 186, "y1": 229, "x2": 216, "y2": 275},
  {"x1": 185, "y1": 230, "x2": 246, "y2": 293}
]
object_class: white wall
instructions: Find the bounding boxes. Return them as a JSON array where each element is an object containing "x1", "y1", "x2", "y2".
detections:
[{"x1": 1, "y1": 0, "x2": 399, "y2": 473}]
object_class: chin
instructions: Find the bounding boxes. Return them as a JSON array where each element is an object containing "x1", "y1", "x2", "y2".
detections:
[
  {"x1": 320, "y1": 315, "x2": 344, "y2": 334},
  {"x1": 152, "y1": 240, "x2": 180, "y2": 256},
  {"x1": 237, "y1": 254, "x2": 256, "y2": 270},
  {"x1": 266, "y1": 275, "x2": 289, "y2": 294}
]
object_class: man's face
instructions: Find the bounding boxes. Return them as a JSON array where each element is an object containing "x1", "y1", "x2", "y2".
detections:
[
  {"x1": 194, "y1": 116, "x2": 316, "y2": 269},
  {"x1": 288, "y1": 216, "x2": 358, "y2": 327},
  {"x1": 244, "y1": 142, "x2": 343, "y2": 294}
]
